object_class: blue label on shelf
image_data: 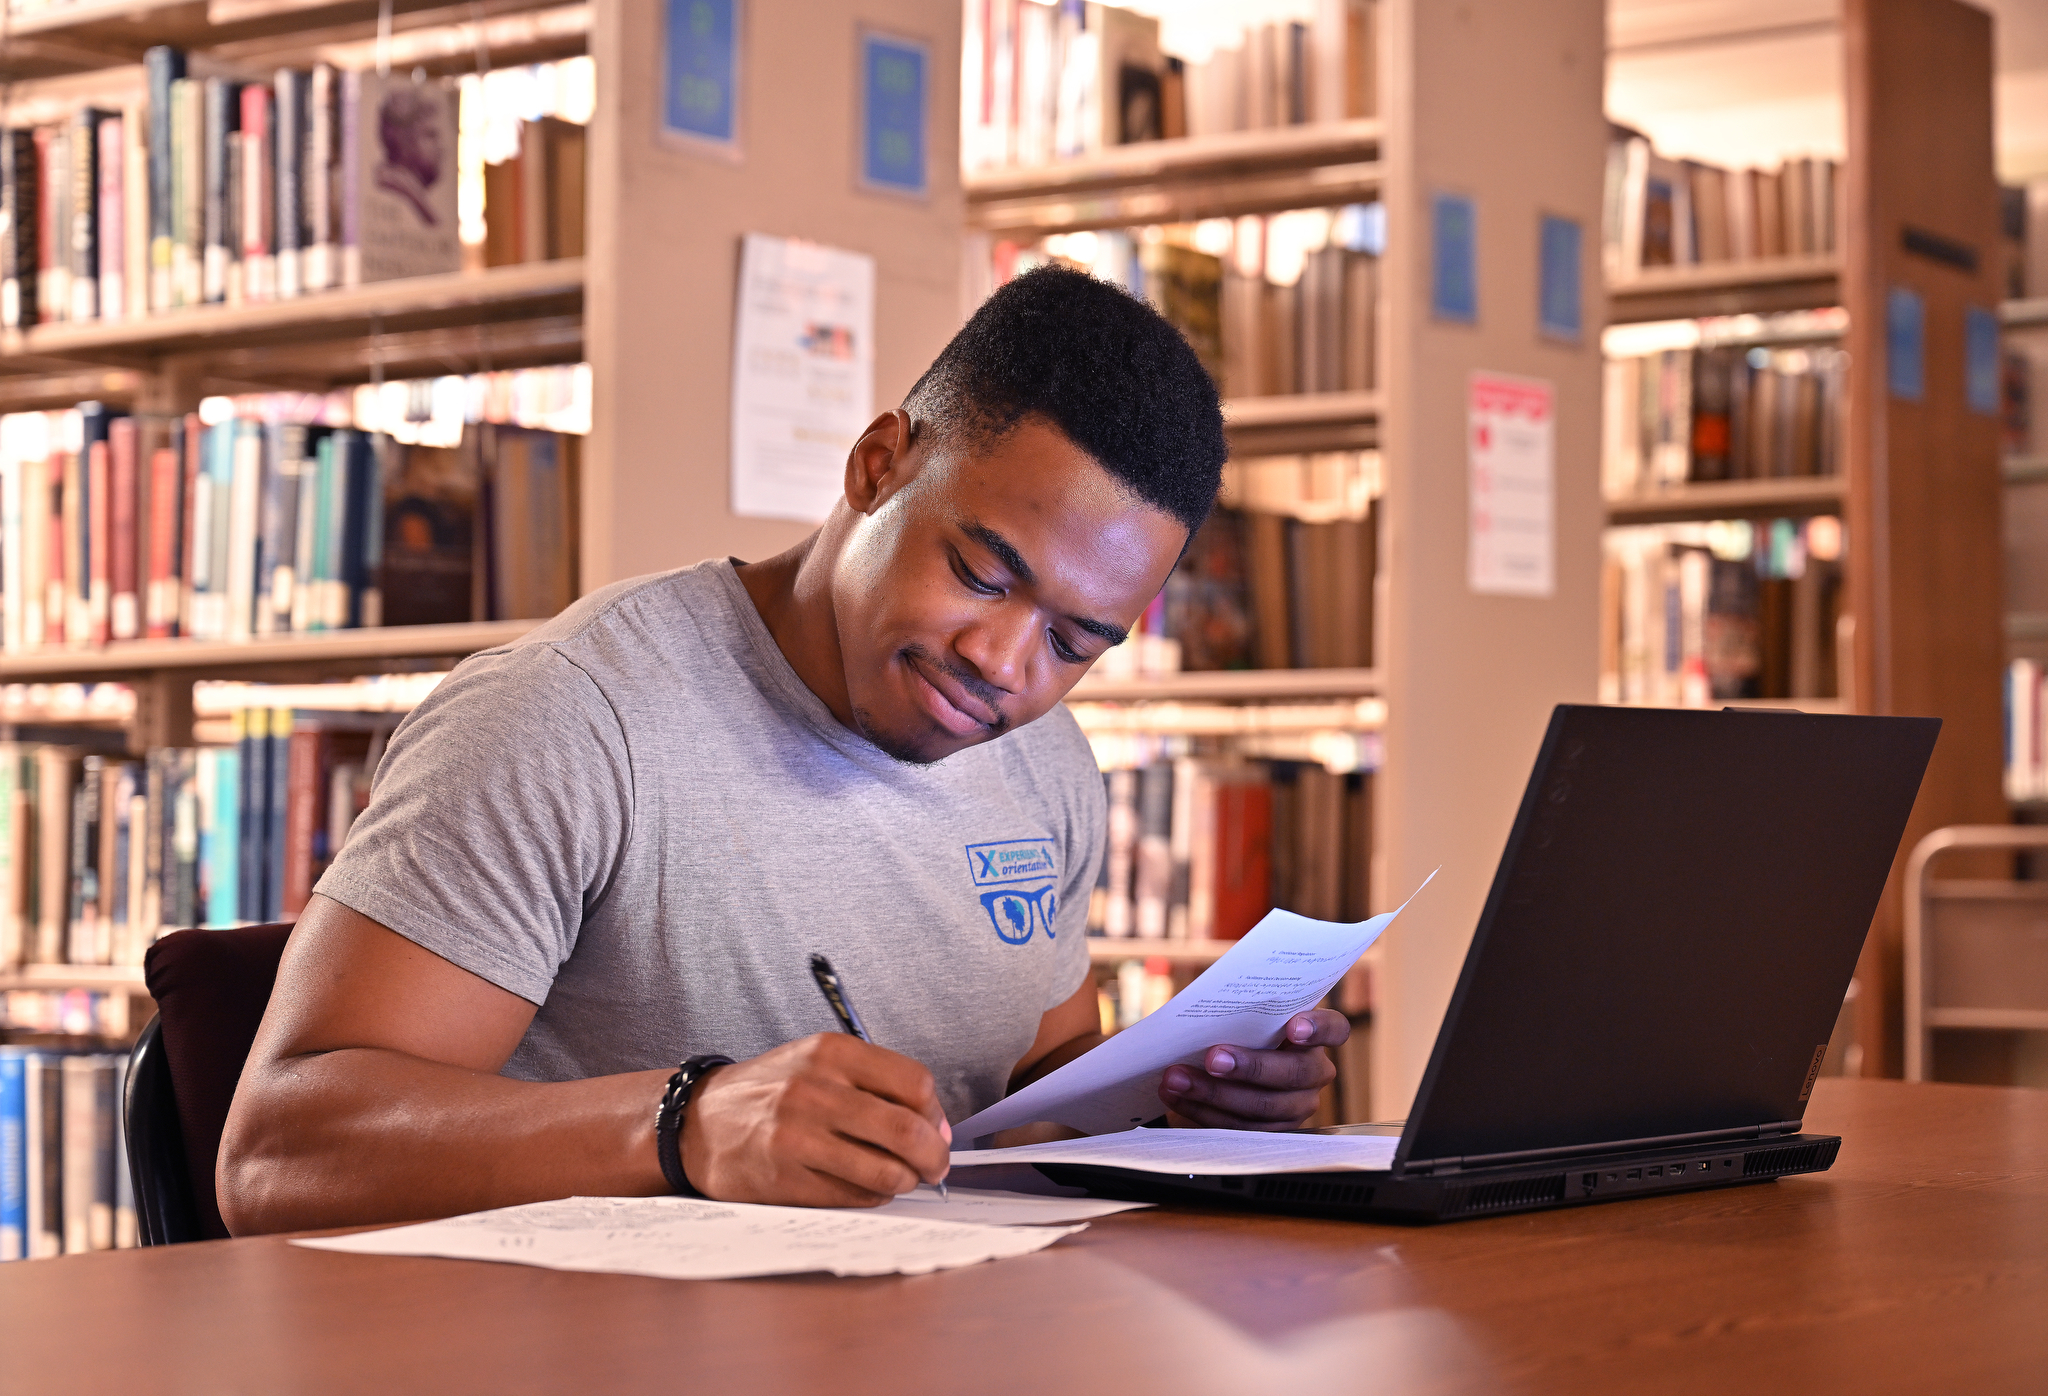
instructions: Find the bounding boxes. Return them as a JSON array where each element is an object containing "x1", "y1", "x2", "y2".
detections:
[
  {"x1": 1887, "y1": 285, "x2": 1925, "y2": 402},
  {"x1": 1432, "y1": 192, "x2": 1478, "y2": 325},
  {"x1": 1965, "y1": 304, "x2": 2000, "y2": 416},
  {"x1": 861, "y1": 33, "x2": 928, "y2": 197},
  {"x1": 1538, "y1": 213, "x2": 1582, "y2": 343},
  {"x1": 664, "y1": 0, "x2": 739, "y2": 148}
]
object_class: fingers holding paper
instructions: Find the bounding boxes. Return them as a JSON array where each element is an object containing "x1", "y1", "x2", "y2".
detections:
[{"x1": 1158, "y1": 1009, "x2": 1347, "y2": 1131}]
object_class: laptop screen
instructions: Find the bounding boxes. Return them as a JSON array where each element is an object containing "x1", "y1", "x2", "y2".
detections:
[{"x1": 1396, "y1": 705, "x2": 1938, "y2": 1170}]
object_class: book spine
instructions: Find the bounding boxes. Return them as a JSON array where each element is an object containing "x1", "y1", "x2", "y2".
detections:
[
  {"x1": 0, "y1": 1048, "x2": 23, "y2": 1261},
  {"x1": 0, "y1": 746, "x2": 17, "y2": 966},
  {"x1": 69, "y1": 755, "x2": 101, "y2": 964},
  {"x1": 59, "y1": 1056, "x2": 93, "y2": 1252},
  {"x1": 226, "y1": 419, "x2": 262, "y2": 641},
  {"x1": 267, "y1": 709, "x2": 292, "y2": 921},
  {"x1": 124, "y1": 102, "x2": 148, "y2": 321},
  {"x1": 33, "y1": 752, "x2": 70, "y2": 964},
  {"x1": 143, "y1": 753, "x2": 165, "y2": 947},
  {"x1": 238, "y1": 708, "x2": 265, "y2": 922},
  {"x1": 96, "y1": 113, "x2": 123, "y2": 323},
  {"x1": 44, "y1": 126, "x2": 70, "y2": 324},
  {"x1": 111, "y1": 1055, "x2": 134, "y2": 1248},
  {"x1": 274, "y1": 70, "x2": 304, "y2": 299},
  {"x1": 167, "y1": 80, "x2": 193, "y2": 307},
  {"x1": 240, "y1": 85, "x2": 272, "y2": 302},
  {"x1": 87, "y1": 438, "x2": 110, "y2": 647},
  {"x1": 177, "y1": 84, "x2": 204, "y2": 307},
  {"x1": 28, "y1": 1056, "x2": 60, "y2": 1257},
  {"x1": 146, "y1": 47, "x2": 186, "y2": 313},
  {"x1": 306, "y1": 65, "x2": 336, "y2": 291},
  {"x1": 69, "y1": 114, "x2": 101, "y2": 321},
  {"x1": 177, "y1": 412, "x2": 200, "y2": 636},
  {"x1": 109, "y1": 418, "x2": 139, "y2": 641},
  {"x1": 0, "y1": 130, "x2": 34, "y2": 329},
  {"x1": 201, "y1": 78, "x2": 235, "y2": 304},
  {"x1": 173, "y1": 750, "x2": 199, "y2": 930},
  {"x1": 145, "y1": 444, "x2": 178, "y2": 638}
]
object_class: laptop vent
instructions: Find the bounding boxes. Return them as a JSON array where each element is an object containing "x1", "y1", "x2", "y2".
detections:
[
  {"x1": 1251, "y1": 1177, "x2": 1376, "y2": 1209},
  {"x1": 1742, "y1": 1141, "x2": 1834, "y2": 1178},
  {"x1": 1445, "y1": 1173, "x2": 1567, "y2": 1216}
]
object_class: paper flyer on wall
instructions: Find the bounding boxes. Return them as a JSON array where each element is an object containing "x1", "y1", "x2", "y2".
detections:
[{"x1": 730, "y1": 233, "x2": 876, "y2": 523}]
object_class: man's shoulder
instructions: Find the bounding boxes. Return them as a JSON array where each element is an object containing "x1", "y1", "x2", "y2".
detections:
[{"x1": 494, "y1": 561, "x2": 740, "y2": 659}]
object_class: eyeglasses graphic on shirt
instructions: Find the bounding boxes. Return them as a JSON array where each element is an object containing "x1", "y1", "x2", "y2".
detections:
[{"x1": 978, "y1": 883, "x2": 1057, "y2": 944}]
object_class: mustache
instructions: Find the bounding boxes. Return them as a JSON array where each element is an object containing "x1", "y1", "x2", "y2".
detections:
[{"x1": 901, "y1": 642, "x2": 1010, "y2": 732}]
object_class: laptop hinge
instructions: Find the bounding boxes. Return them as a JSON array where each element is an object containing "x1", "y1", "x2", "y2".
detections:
[{"x1": 1396, "y1": 1121, "x2": 1791, "y2": 1176}]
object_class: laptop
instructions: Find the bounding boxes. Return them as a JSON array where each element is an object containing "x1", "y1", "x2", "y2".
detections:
[{"x1": 1037, "y1": 703, "x2": 1940, "y2": 1222}]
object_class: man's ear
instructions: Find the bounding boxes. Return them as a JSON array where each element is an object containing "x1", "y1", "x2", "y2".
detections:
[{"x1": 843, "y1": 409, "x2": 914, "y2": 516}]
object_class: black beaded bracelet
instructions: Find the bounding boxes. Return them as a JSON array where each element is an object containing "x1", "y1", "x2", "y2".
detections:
[{"x1": 655, "y1": 1054, "x2": 733, "y2": 1197}]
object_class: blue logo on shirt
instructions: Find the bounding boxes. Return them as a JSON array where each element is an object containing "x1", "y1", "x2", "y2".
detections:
[{"x1": 966, "y1": 838, "x2": 1058, "y2": 943}]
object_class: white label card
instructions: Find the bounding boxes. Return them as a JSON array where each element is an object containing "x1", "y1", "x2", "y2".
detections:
[{"x1": 1468, "y1": 371, "x2": 1555, "y2": 598}]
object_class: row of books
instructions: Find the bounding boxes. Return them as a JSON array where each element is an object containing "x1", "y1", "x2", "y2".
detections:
[
  {"x1": 1600, "y1": 518, "x2": 1845, "y2": 708},
  {"x1": 0, "y1": 1048, "x2": 135, "y2": 1261},
  {"x1": 1090, "y1": 755, "x2": 1373, "y2": 942},
  {"x1": 1604, "y1": 127, "x2": 1842, "y2": 277},
  {"x1": 0, "y1": 50, "x2": 588, "y2": 328},
  {"x1": 961, "y1": 1, "x2": 1376, "y2": 172},
  {"x1": 1002, "y1": 210, "x2": 1380, "y2": 401},
  {"x1": 0, "y1": 711, "x2": 389, "y2": 970},
  {"x1": 1602, "y1": 345, "x2": 1846, "y2": 497},
  {"x1": 2003, "y1": 659, "x2": 2048, "y2": 803},
  {"x1": 0, "y1": 387, "x2": 580, "y2": 652}
]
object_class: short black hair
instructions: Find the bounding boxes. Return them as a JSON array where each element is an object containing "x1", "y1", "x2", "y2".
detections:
[{"x1": 903, "y1": 264, "x2": 1226, "y2": 534}]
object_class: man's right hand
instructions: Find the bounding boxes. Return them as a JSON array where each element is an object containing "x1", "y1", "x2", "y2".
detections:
[{"x1": 680, "y1": 1034, "x2": 953, "y2": 1206}]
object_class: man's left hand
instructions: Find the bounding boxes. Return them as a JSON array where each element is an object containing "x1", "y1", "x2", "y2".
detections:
[{"x1": 1159, "y1": 1009, "x2": 1347, "y2": 1130}]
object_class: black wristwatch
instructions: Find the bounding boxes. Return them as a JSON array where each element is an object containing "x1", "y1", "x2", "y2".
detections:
[{"x1": 655, "y1": 1054, "x2": 734, "y2": 1197}]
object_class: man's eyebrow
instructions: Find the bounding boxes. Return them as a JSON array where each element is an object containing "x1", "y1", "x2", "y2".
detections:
[{"x1": 963, "y1": 521, "x2": 1129, "y2": 648}]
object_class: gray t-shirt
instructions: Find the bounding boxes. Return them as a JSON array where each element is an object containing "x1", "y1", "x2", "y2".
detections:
[{"x1": 316, "y1": 560, "x2": 1103, "y2": 1121}]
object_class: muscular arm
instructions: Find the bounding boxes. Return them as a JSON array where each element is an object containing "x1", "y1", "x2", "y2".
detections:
[{"x1": 218, "y1": 895, "x2": 950, "y2": 1236}]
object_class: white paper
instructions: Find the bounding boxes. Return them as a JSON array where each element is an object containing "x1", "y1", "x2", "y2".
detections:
[
  {"x1": 869, "y1": 1185, "x2": 1150, "y2": 1226},
  {"x1": 951, "y1": 873, "x2": 1433, "y2": 1142},
  {"x1": 730, "y1": 233, "x2": 877, "y2": 523},
  {"x1": 292, "y1": 1195, "x2": 1081, "y2": 1280},
  {"x1": 949, "y1": 1127, "x2": 1400, "y2": 1176},
  {"x1": 1468, "y1": 371, "x2": 1555, "y2": 597}
]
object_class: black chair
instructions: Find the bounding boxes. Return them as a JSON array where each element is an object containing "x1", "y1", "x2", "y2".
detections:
[{"x1": 123, "y1": 923, "x2": 296, "y2": 1245}]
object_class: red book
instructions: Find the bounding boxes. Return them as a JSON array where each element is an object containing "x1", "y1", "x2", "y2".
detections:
[
  {"x1": 146, "y1": 444, "x2": 180, "y2": 638},
  {"x1": 108, "y1": 418, "x2": 139, "y2": 640},
  {"x1": 240, "y1": 86, "x2": 273, "y2": 302},
  {"x1": 280, "y1": 726, "x2": 324, "y2": 916},
  {"x1": 87, "y1": 439, "x2": 110, "y2": 646},
  {"x1": 177, "y1": 412, "x2": 201, "y2": 636},
  {"x1": 1213, "y1": 779, "x2": 1273, "y2": 940}
]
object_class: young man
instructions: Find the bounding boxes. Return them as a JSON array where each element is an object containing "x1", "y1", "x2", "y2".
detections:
[{"x1": 218, "y1": 267, "x2": 1351, "y2": 1233}]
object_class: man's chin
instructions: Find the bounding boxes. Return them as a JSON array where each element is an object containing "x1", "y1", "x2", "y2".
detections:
[{"x1": 851, "y1": 705, "x2": 979, "y2": 767}]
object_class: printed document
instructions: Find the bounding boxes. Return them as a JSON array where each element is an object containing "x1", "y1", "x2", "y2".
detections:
[
  {"x1": 294, "y1": 1195, "x2": 1082, "y2": 1280},
  {"x1": 951, "y1": 874, "x2": 1433, "y2": 1142},
  {"x1": 949, "y1": 1127, "x2": 1400, "y2": 1176}
]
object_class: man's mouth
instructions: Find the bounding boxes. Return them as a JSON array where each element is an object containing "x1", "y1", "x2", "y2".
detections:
[{"x1": 904, "y1": 651, "x2": 1001, "y2": 737}]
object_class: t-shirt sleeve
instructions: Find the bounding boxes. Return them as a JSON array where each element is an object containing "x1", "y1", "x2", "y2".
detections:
[
  {"x1": 314, "y1": 644, "x2": 632, "y2": 1005},
  {"x1": 1045, "y1": 740, "x2": 1105, "y2": 1012}
]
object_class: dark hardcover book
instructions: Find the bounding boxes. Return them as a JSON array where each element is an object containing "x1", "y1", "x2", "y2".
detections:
[
  {"x1": 306, "y1": 64, "x2": 338, "y2": 290},
  {"x1": 145, "y1": 47, "x2": 187, "y2": 312},
  {"x1": 266, "y1": 710, "x2": 292, "y2": 922},
  {"x1": 0, "y1": 129, "x2": 39, "y2": 328},
  {"x1": 255, "y1": 422, "x2": 305, "y2": 634},
  {"x1": 33, "y1": 1055, "x2": 63, "y2": 1258},
  {"x1": 109, "y1": 417, "x2": 140, "y2": 640},
  {"x1": 379, "y1": 435, "x2": 478, "y2": 627},
  {"x1": 201, "y1": 78, "x2": 240, "y2": 303},
  {"x1": 69, "y1": 109, "x2": 106, "y2": 322},
  {"x1": 238, "y1": 707, "x2": 268, "y2": 924},
  {"x1": 1689, "y1": 346, "x2": 1734, "y2": 482},
  {"x1": 1164, "y1": 508, "x2": 1253, "y2": 671},
  {"x1": 69, "y1": 756, "x2": 102, "y2": 964},
  {"x1": 1705, "y1": 555, "x2": 1762, "y2": 700},
  {"x1": 273, "y1": 69, "x2": 306, "y2": 299}
]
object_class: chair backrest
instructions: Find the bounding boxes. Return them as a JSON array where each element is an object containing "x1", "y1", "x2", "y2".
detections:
[{"x1": 125, "y1": 923, "x2": 295, "y2": 1243}]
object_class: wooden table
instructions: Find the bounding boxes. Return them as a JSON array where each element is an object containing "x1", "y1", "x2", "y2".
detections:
[{"x1": 2, "y1": 1079, "x2": 2043, "y2": 1394}]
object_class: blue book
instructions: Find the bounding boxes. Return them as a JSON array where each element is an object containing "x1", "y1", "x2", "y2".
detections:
[
  {"x1": 239, "y1": 707, "x2": 268, "y2": 923},
  {"x1": 266, "y1": 710, "x2": 291, "y2": 922},
  {"x1": 203, "y1": 743, "x2": 242, "y2": 927},
  {"x1": 1, "y1": 1047, "x2": 24, "y2": 1261}
]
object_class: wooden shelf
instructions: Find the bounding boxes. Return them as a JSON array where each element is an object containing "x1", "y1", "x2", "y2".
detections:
[
  {"x1": 0, "y1": 964, "x2": 148, "y2": 992},
  {"x1": 0, "y1": 619, "x2": 537, "y2": 683},
  {"x1": 1606, "y1": 255, "x2": 1841, "y2": 325},
  {"x1": 965, "y1": 121, "x2": 1382, "y2": 237},
  {"x1": 1087, "y1": 939, "x2": 1236, "y2": 965},
  {"x1": 0, "y1": 0, "x2": 577, "y2": 79},
  {"x1": 1066, "y1": 667, "x2": 1381, "y2": 703},
  {"x1": 1222, "y1": 390, "x2": 1380, "y2": 455},
  {"x1": 2002, "y1": 297, "x2": 2048, "y2": 330},
  {"x1": 0, "y1": 260, "x2": 584, "y2": 370},
  {"x1": 1605, "y1": 475, "x2": 1844, "y2": 525}
]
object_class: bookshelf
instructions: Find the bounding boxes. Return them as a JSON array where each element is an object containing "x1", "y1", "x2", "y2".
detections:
[
  {"x1": 1067, "y1": 667, "x2": 1379, "y2": 703},
  {"x1": 1598, "y1": 0, "x2": 2006, "y2": 1077}
]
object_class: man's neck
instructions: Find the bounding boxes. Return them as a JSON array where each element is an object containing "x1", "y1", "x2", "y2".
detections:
[{"x1": 733, "y1": 531, "x2": 858, "y2": 730}]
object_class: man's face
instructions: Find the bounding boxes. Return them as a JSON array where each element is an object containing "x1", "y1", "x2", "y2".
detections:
[{"x1": 832, "y1": 417, "x2": 1189, "y2": 765}]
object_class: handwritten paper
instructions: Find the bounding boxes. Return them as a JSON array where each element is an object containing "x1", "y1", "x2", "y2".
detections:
[
  {"x1": 951, "y1": 873, "x2": 1433, "y2": 1142},
  {"x1": 949, "y1": 1127, "x2": 1400, "y2": 1176},
  {"x1": 294, "y1": 1195, "x2": 1082, "y2": 1280}
]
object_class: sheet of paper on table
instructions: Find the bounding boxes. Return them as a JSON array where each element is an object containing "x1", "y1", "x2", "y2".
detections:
[
  {"x1": 874, "y1": 1185, "x2": 1150, "y2": 1226},
  {"x1": 293, "y1": 1195, "x2": 1085, "y2": 1280},
  {"x1": 951, "y1": 872, "x2": 1434, "y2": 1143},
  {"x1": 948, "y1": 1127, "x2": 1401, "y2": 1176}
]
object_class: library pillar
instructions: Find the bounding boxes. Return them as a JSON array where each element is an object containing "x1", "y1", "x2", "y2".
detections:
[
  {"x1": 582, "y1": 0, "x2": 965, "y2": 587},
  {"x1": 1373, "y1": 0, "x2": 1607, "y2": 1117}
]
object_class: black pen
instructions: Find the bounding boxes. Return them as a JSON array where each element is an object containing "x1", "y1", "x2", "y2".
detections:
[{"x1": 809, "y1": 953, "x2": 948, "y2": 1201}]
